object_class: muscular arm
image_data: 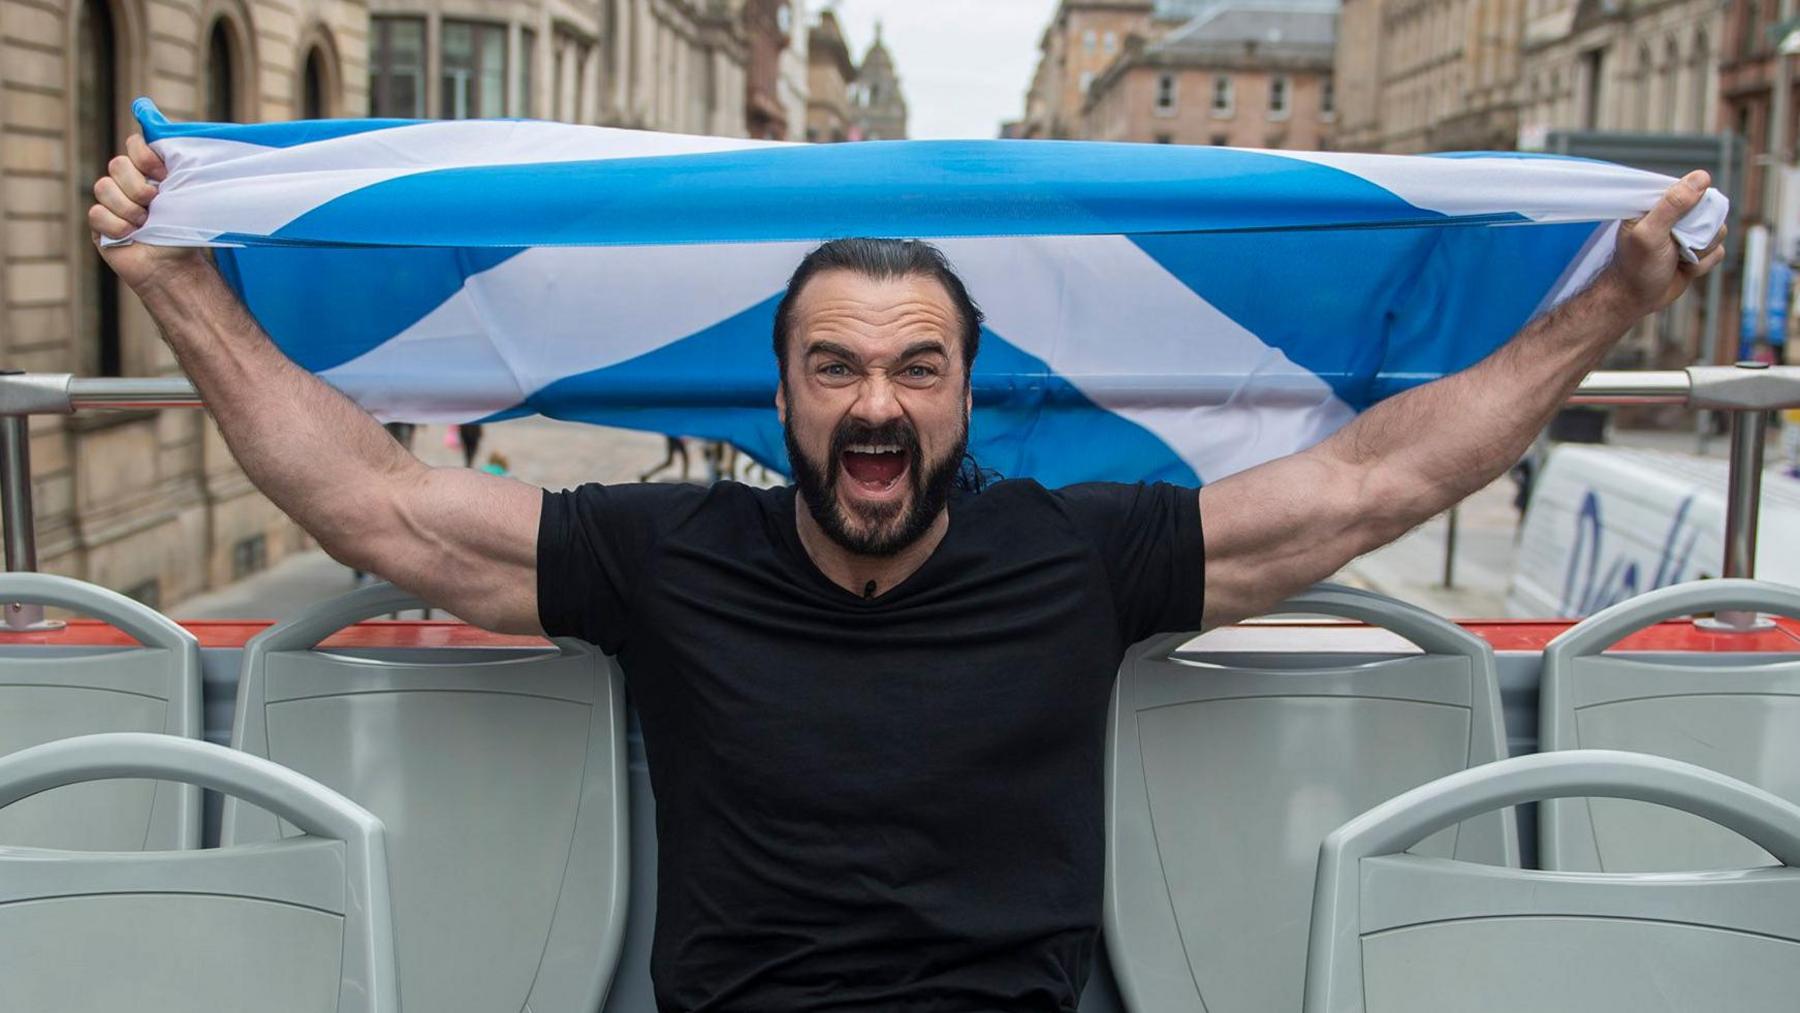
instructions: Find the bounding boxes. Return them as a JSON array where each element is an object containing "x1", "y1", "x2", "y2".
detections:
[
  {"x1": 1198, "y1": 172, "x2": 1727, "y2": 630},
  {"x1": 92, "y1": 137, "x2": 542, "y2": 634}
]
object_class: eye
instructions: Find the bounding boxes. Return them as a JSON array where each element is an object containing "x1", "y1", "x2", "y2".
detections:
[
  {"x1": 820, "y1": 362, "x2": 852, "y2": 377},
  {"x1": 903, "y1": 364, "x2": 938, "y2": 379}
]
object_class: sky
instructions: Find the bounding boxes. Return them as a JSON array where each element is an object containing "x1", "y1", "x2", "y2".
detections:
[{"x1": 827, "y1": 0, "x2": 1059, "y2": 139}]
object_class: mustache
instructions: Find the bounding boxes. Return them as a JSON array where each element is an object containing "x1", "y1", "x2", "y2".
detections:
[{"x1": 828, "y1": 418, "x2": 922, "y2": 468}]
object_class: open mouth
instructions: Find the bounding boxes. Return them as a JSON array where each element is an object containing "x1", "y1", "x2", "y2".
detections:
[{"x1": 840, "y1": 443, "x2": 911, "y2": 495}]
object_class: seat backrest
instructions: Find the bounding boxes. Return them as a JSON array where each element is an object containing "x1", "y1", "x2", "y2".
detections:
[
  {"x1": 0, "y1": 573, "x2": 201, "y2": 850},
  {"x1": 1106, "y1": 584, "x2": 1517, "y2": 1013},
  {"x1": 0, "y1": 732, "x2": 397, "y2": 1013},
  {"x1": 221, "y1": 582, "x2": 630, "y2": 1013},
  {"x1": 1304, "y1": 750, "x2": 1800, "y2": 1013},
  {"x1": 1540, "y1": 578, "x2": 1800, "y2": 872}
]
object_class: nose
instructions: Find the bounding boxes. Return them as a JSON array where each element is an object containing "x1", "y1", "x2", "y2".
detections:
[{"x1": 849, "y1": 373, "x2": 904, "y2": 427}]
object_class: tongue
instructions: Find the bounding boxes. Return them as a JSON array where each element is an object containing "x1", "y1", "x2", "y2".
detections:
[{"x1": 843, "y1": 451, "x2": 906, "y2": 486}]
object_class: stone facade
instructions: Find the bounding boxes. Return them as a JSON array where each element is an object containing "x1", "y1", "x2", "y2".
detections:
[
  {"x1": 850, "y1": 21, "x2": 904, "y2": 140},
  {"x1": 1512, "y1": 0, "x2": 1721, "y2": 367},
  {"x1": 775, "y1": 0, "x2": 803, "y2": 139},
  {"x1": 1517, "y1": 0, "x2": 1717, "y2": 143},
  {"x1": 6, "y1": 0, "x2": 762, "y2": 610},
  {"x1": 4, "y1": 0, "x2": 367, "y2": 607},
  {"x1": 1084, "y1": 2, "x2": 1337, "y2": 148},
  {"x1": 804, "y1": 6, "x2": 850, "y2": 141},
  {"x1": 742, "y1": 0, "x2": 797, "y2": 139},
  {"x1": 364, "y1": 0, "x2": 747, "y2": 134},
  {"x1": 1332, "y1": 0, "x2": 1526, "y2": 152},
  {"x1": 1020, "y1": 0, "x2": 1156, "y2": 140}
]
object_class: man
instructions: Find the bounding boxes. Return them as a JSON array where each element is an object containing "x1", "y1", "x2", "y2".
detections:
[{"x1": 91, "y1": 136, "x2": 1723, "y2": 1011}]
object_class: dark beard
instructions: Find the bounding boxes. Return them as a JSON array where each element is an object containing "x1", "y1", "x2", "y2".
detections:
[{"x1": 785, "y1": 409, "x2": 967, "y2": 558}]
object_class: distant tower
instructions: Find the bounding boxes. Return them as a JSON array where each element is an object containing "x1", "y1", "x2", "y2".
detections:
[{"x1": 852, "y1": 20, "x2": 908, "y2": 140}]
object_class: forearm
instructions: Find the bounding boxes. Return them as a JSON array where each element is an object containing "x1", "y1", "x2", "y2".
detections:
[
  {"x1": 137, "y1": 259, "x2": 423, "y2": 563},
  {"x1": 1323, "y1": 274, "x2": 1640, "y2": 546}
]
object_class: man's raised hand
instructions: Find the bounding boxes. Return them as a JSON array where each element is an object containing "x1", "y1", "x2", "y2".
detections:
[
  {"x1": 87, "y1": 133, "x2": 210, "y2": 296},
  {"x1": 1603, "y1": 170, "x2": 1727, "y2": 316}
]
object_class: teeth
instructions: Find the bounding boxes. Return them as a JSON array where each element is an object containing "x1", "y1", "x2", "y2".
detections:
[{"x1": 845, "y1": 444, "x2": 903, "y2": 455}]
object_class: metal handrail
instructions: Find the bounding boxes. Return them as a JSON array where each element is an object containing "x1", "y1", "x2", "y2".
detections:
[{"x1": 1, "y1": 365, "x2": 1796, "y2": 630}]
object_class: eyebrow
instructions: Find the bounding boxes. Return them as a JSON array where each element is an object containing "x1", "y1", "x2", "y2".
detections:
[{"x1": 804, "y1": 340, "x2": 862, "y2": 364}]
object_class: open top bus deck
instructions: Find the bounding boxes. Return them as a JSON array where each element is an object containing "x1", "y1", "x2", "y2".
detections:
[{"x1": 2, "y1": 362, "x2": 1799, "y2": 1012}]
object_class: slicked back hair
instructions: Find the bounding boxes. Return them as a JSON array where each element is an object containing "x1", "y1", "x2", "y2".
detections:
[{"x1": 771, "y1": 238, "x2": 984, "y2": 380}]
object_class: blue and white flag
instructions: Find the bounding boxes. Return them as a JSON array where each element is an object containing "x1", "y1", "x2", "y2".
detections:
[{"x1": 123, "y1": 99, "x2": 1727, "y2": 487}]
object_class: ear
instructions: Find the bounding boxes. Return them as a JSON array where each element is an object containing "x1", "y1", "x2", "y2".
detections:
[{"x1": 775, "y1": 377, "x2": 787, "y2": 426}]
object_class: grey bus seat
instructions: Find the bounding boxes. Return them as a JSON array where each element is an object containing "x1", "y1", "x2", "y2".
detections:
[
  {"x1": 0, "y1": 572, "x2": 201, "y2": 850},
  {"x1": 0, "y1": 732, "x2": 397, "y2": 1013},
  {"x1": 221, "y1": 581, "x2": 629, "y2": 1013},
  {"x1": 1105, "y1": 583, "x2": 1517, "y2": 1013},
  {"x1": 1540, "y1": 578, "x2": 1800, "y2": 872},
  {"x1": 1304, "y1": 750, "x2": 1800, "y2": 1013}
]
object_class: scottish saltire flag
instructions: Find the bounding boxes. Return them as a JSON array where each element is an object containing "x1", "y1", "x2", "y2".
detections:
[{"x1": 121, "y1": 98, "x2": 1727, "y2": 486}]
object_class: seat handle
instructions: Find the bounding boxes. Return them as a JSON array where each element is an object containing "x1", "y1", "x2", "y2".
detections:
[
  {"x1": 1321, "y1": 750, "x2": 1800, "y2": 867},
  {"x1": 0, "y1": 732, "x2": 381, "y2": 844},
  {"x1": 1136, "y1": 582, "x2": 1493, "y2": 662},
  {"x1": 248, "y1": 580, "x2": 432, "y2": 652},
  {"x1": 1546, "y1": 578, "x2": 1800, "y2": 660},
  {"x1": 0, "y1": 572, "x2": 196, "y2": 651}
]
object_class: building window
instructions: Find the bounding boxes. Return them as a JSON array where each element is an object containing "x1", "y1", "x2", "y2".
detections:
[
  {"x1": 77, "y1": 0, "x2": 122, "y2": 378},
  {"x1": 1154, "y1": 73, "x2": 1179, "y2": 113},
  {"x1": 1692, "y1": 30, "x2": 1711, "y2": 130},
  {"x1": 1079, "y1": 70, "x2": 1094, "y2": 94},
  {"x1": 301, "y1": 47, "x2": 328, "y2": 119},
  {"x1": 1210, "y1": 74, "x2": 1232, "y2": 116},
  {"x1": 1581, "y1": 47, "x2": 1604, "y2": 129},
  {"x1": 1154, "y1": 132, "x2": 1173, "y2": 143},
  {"x1": 442, "y1": 20, "x2": 507, "y2": 119},
  {"x1": 1321, "y1": 77, "x2": 1335, "y2": 119},
  {"x1": 370, "y1": 17, "x2": 425, "y2": 117},
  {"x1": 1210, "y1": 132, "x2": 1228, "y2": 146},
  {"x1": 520, "y1": 28, "x2": 536, "y2": 117},
  {"x1": 123, "y1": 579, "x2": 161, "y2": 611},
  {"x1": 1083, "y1": 29, "x2": 1097, "y2": 51},
  {"x1": 232, "y1": 535, "x2": 267, "y2": 580},
  {"x1": 205, "y1": 19, "x2": 238, "y2": 122},
  {"x1": 1269, "y1": 74, "x2": 1290, "y2": 118},
  {"x1": 1104, "y1": 31, "x2": 1118, "y2": 53}
]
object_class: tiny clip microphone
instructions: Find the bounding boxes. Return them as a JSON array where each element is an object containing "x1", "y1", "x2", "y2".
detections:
[{"x1": 863, "y1": 580, "x2": 878, "y2": 600}]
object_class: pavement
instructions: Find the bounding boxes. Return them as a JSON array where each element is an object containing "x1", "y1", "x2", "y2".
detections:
[
  {"x1": 170, "y1": 417, "x2": 703, "y2": 621},
  {"x1": 170, "y1": 415, "x2": 1752, "y2": 623}
]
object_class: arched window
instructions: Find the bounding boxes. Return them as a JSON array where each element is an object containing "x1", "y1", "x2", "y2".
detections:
[
  {"x1": 301, "y1": 46, "x2": 327, "y2": 118},
  {"x1": 77, "y1": 0, "x2": 122, "y2": 376},
  {"x1": 206, "y1": 19, "x2": 237, "y2": 121}
]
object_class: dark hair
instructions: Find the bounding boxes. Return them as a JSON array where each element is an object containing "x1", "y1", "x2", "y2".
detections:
[{"x1": 771, "y1": 238, "x2": 984, "y2": 378}]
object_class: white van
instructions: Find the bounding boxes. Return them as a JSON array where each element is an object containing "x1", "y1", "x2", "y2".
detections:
[{"x1": 1508, "y1": 444, "x2": 1800, "y2": 617}]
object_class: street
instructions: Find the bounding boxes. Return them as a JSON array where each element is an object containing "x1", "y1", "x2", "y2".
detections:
[{"x1": 173, "y1": 415, "x2": 1535, "y2": 622}]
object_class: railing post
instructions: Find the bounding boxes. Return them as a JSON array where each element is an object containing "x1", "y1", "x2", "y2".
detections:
[
  {"x1": 0, "y1": 412, "x2": 48, "y2": 630},
  {"x1": 1712, "y1": 403, "x2": 1772, "y2": 630}
]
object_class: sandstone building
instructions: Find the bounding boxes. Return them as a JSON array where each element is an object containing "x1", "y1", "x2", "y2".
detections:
[
  {"x1": 804, "y1": 6, "x2": 851, "y2": 141},
  {"x1": 850, "y1": 20, "x2": 904, "y2": 139},
  {"x1": 1084, "y1": 1, "x2": 1337, "y2": 148},
  {"x1": 2, "y1": 0, "x2": 763, "y2": 608},
  {"x1": 1332, "y1": 0, "x2": 1527, "y2": 152},
  {"x1": 1020, "y1": 0, "x2": 1161, "y2": 140},
  {"x1": 3, "y1": 0, "x2": 366, "y2": 605}
]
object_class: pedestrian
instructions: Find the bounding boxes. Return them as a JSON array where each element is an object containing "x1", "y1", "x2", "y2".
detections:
[
  {"x1": 639, "y1": 435, "x2": 690, "y2": 482},
  {"x1": 457, "y1": 422, "x2": 483, "y2": 468},
  {"x1": 90, "y1": 138, "x2": 1723, "y2": 1012}
]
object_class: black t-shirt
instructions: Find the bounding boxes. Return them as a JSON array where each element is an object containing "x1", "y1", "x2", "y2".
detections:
[{"x1": 537, "y1": 479, "x2": 1206, "y2": 1012}]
